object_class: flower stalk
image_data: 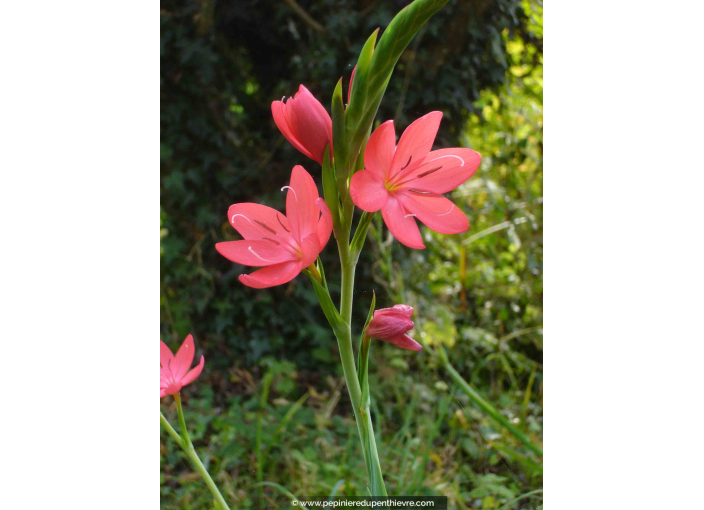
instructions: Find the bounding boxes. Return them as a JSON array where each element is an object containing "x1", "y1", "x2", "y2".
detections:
[
  {"x1": 160, "y1": 394, "x2": 232, "y2": 510},
  {"x1": 213, "y1": 0, "x2": 464, "y2": 497},
  {"x1": 335, "y1": 210, "x2": 388, "y2": 496}
]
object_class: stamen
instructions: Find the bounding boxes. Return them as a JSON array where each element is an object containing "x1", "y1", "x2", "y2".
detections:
[
  {"x1": 254, "y1": 220, "x2": 277, "y2": 235},
  {"x1": 399, "y1": 155, "x2": 413, "y2": 171},
  {"x1": 438, "y1": 204, "x2": 455, "y2": 216},
  {"x1": 404, "y1": 213, "x2": 417, "y2": 218},
  {"x1": 409, "y1": 189, "x2": 432, "y2": 194},
  {"x1": 417, "y1": 166, "x2": 443, "y2": 178},
  {"x1": 277, "y1": 214, "x2": 290, "y2": 233},
  {"x1": 248, "y1": 246, "x2": 275, "y2": 263},
  {"x1": 262, "y1": 237, "x2": 280, "y2": 245},
  {"x1": 281, "y1": 186, "x2": 297, "y2": 201},
  {"x1": 231, "y1": 213, "x2": 253, "y2": 224}
]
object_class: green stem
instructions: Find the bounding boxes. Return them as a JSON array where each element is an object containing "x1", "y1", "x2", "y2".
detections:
[
  {"x1": 160, "y1": 412, "x2": 183, "y2": 449},
  {"x1": 335, "y1": 224, "x2": 387, "y2": 495},
  {"x1": 360, "y1": 408, "x2": 387, "y2": 495},
  {"x1": 438, "y1": 347, "x2": 543, "y2": 457},
  {"x1": 174, "y1": 394, "x2": 232, "y2": 510},
  {"x1": 340, "y1": 261, "x2": 356, "y2": 327}
]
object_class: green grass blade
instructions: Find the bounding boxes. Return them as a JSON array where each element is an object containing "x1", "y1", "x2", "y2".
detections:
[
  {"x1": 254, "y1": 482, "x2": 309, "y2": 510},
  {"x1": 496, "y1": 489, "x2": 543, "y2": 510},
  {"x1": 439, "y1": 346, "x2": 543, "y2": 457}
]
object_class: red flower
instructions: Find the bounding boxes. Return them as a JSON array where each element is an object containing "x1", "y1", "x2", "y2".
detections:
[
  {"x1": 160, "y1": 335, "x2": 205, "y2": 398},
  {"x1": 272, "y1": 85, "x2": 333, "y2": 164},
  {"x1": 216, "y1": 166, "x2": 333, "y2": 288},
  {"x1": 349, "y1": 112, "x2": 481, "y2": 249},
  {"x1": 366, "y1": 304, "x2": 422, "y2": 351}
]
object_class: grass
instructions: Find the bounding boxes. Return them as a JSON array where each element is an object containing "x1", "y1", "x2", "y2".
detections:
[{"x1": 160, "y1": 340, "x2": 543, "y2": 509}]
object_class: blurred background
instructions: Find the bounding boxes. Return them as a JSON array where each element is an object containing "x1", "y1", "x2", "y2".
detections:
[{"x1": 161, "y1": 0, "x2": 542, "y2": 507}]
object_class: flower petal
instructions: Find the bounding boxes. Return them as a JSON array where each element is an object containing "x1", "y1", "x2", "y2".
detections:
[
  {"x1": 180, "y1": 355, "x2": 205, "y2": 388},
  {"x1": 173, "y1": 334, "x2": 195, "y2": 381},
  {"x1": 384, "y1": 333, "x2": 423, "y2": 351},
  {"x1": 365, "y1": 120, "x2": 396, "y2": 179},
  {"x1": 215, "y1": 240, "x2": 297, "y2": 267},
  {"x1": 238, "y1": 260, "x2": 303, "y2": 289},
  {"x1": 160, "y1": 365, "x2": 172, "y2": 389},
  {"x1": 367, "y1": 314, "x2": 414, "y2": 340},
  {"x1": 350, "y1": 170, "x2": 389, "y2": 212},
  {"x1": 374, "y1": 304, "x2": 414, "y2": 319},
  {"x1": 300, "y1": 233, "x2": 320, "y2": 269},
  {"x1": 160, "y1": 341, "x2": 174, "y2": 368},
  {"x1": 286, "y1": 166, "x2": 320, "y2": 241},
  {"x1": 381, "y1": 196, "x2": 425, "y2": 249},
  {"x1": 315, "y1": 198, "x2": 333, "y2": 249},
  {"x1": 272, "y1": 100, "x2": 316, "y2": 161},
  {"x1": 397, "y1": 192, "x2": 468, "y2": 235},
  {"x1": 160, "y1": 388, "x2": 169, "y2": 398},
  {"x1": 389, "y1": 111, "x2": 442, "y2": 180},
  {"x1": 227, "y1": 203, "x2": 291, "y2": 240},
  {"x1": 288, "y1": 85, "x2": 333, "y2": 164},
  {"x1": 395, "y1": 148, "x2": 481, "y2": 194}
]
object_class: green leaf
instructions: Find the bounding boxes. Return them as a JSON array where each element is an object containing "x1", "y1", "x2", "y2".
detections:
[
  {"x1": 307, "y1": 272, "x2": 345, "y2": 336},
  {"x1": 316, "y1": 256, "x2": 328, "y2": 290},
  {"x1": 346, "y1": 29, "x2": 379, "y2": 129},
  {"x1": 345, "y1": 0, "x2": 450, "y2": 167},
  {"x1": 321, "y1": 146, "x2": 340, "y2": 233},
  {"x1": 331, "y1": 78, "x2": 347, "y2": 184},
  {"x1": 356, "y1": 291, "x2": 376, "y2": 390}
]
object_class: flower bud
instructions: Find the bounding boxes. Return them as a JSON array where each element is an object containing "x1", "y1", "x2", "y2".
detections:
[
  {"x1": 366, "y1": 304, "x2": 422, "y2": 351},
  {"x1": 271, "y1": 85, "x2": 333, "y2": 164}
]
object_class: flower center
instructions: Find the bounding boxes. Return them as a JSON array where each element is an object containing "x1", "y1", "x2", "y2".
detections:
[{"x1": 385, "y1": 180, "x2": 399, "y2": 193}]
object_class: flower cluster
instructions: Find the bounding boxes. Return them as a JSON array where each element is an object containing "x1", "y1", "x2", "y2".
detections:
[{"x1": 206, "y1": 84, "x2": 481, "y2": 354}]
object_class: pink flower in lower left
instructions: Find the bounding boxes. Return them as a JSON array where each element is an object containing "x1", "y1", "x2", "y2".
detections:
[{"x1": 160, "y1": 334, "x2": 205, "y2": 398}]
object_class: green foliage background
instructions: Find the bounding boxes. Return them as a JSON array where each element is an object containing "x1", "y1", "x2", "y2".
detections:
[{"x1": 161, "y1": 0, "x2": 542, "y2": 508}]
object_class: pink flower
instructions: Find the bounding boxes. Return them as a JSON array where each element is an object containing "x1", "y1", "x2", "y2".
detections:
[
  {"x1": 272, "y1": 85, "x2": 333, "y2": 164},
  {"x1": 366, "y1": 304, "x2": 422, "y2": 351},
  {"x1": 216, "y1": 166, "x2": 333, "y2": 289},
  {"x1": 160, "y1": 334, "x2": 205, "y2": 398},
  {"x1": 349, "y1": 112, "x2": 481, "y2": 249}
]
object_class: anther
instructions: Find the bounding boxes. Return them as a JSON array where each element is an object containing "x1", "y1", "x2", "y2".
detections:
[
  {"x1": 254, "y1": 220, "x2": 277, "y2": 235},
  {"x1": 399, "y1": 155, "x2": 413, "y2": 171},
  {"x1": 417, "y1": 166, "x2": 443, "y2": 178},
  {"x1": 277, "y1": 214, "x2": 290, "y2": 233}
]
